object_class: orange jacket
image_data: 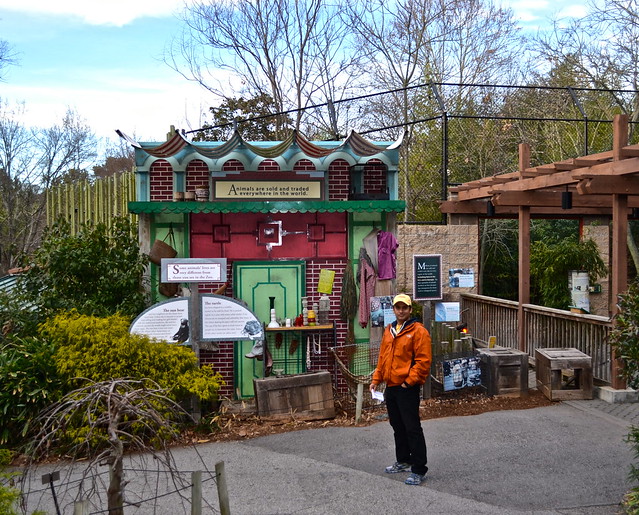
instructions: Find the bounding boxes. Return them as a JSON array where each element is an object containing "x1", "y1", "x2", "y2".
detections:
[{"x1": 371, "y1": 319, "x2": 432, "y2": 387}]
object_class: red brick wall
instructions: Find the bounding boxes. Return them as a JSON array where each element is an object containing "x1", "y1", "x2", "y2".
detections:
[
  {"x1": 293, "y1": 159, "x2": 315, "y2": 172},
  {"x1": 222, "y1": 159, "x2": 245, "y2": 172},
  {"x1": 186, "y1": 159, "x2": 209, "y2": 191},
  {"x1": 149, "y1": 160, "x2": 173, "y2": 201},
  {"x1": 329, "y1": 159, "x2": 350, "y2": 200},
  {"x1": 363, "y1": 159, "x2": 387, "y2": 195},
  {"x1": 257, "y1": 159, "x2": 280, "y2": 172}
]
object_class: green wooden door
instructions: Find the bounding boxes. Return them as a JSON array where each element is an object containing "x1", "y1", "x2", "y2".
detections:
[{"x1": 233, "y1": 261, "x2": 305, "y2": 398}]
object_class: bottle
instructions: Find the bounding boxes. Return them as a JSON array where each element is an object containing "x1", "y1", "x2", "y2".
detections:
[
  {"x1": 307, "y1": 308, "x2": 316, "y2": 326},
  {"x1": 302, "y1": 297, "x2": 308, "y2": 326},
  {"x1": 268, "y1": 308, "x2": 280, "y2": 328}
]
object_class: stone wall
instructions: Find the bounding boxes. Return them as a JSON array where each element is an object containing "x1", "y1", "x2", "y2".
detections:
[
  {"x1": 396, "y1": 223, "x2": 479, "y2": 303},
  {"x1": 396, "y1": 220, "x2": 612, "y2": 316},
  {"x1": 582, "y1": 221, "x2": 611, "y2": 317}
]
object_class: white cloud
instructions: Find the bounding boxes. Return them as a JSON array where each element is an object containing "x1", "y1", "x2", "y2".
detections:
[{"x1": 0, "y1": 0, "x2": 190, "y2": 26}]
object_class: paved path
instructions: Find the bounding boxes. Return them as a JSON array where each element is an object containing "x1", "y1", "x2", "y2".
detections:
[{"x1": 18, "y1": 396, "x2": 639, "y2": 515}]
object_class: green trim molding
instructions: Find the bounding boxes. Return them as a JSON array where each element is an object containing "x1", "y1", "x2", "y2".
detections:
[{"x1": 128, "y1": 200, "x2": 406, "y2": 214}]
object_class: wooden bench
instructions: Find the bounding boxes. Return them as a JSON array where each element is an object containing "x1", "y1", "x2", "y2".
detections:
[{"x1": 535, "y1": 348, "x2": 593, "y2": 401}]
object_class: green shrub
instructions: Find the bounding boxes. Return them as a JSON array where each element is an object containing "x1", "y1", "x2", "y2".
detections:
[
  {"x1": 19, "y1": 217, "x2": 149, "y2": 321},
  {"x1": 530, "y1": 237, "x2": 607, "y2": 310},
  {"x1": 609, "y1": 278, "x2": 639, "y2": 389},
  {"x1": 40, "y1": 311, "x2": 224, "y2": 402},
  {"x1": 0, "y1": 337, "x2": 63, "y2": 445}
]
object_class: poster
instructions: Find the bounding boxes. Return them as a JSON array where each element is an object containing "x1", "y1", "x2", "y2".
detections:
[
  {"x1": 442, "y1": 357, "x2": 482, "y2": 391},
  {"x1": 413, "y1": 254, "x2": 442, "y2": 300},
  {"x1": 435, "y1": 302, "x2": 461, "y2": 322},
  {"x1": 448, "y1": 268, "x2": 475, "y2": 288},
  {"x1": 370, "y1": 296, "x2": 394, "y2": 327}
]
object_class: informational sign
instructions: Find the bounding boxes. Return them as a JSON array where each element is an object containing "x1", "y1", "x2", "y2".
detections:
[
  {"x1": 317, "y1": 269, "x2": 336, "y2": 294},
  {"x1": 435, "y1": 302, "x2": 461, "y2": 322},
  {"x1": 449, "y1": 268, "x2": 475, "y2": 288},
  {"x1": 129, "y1": 294, "x2": 263, "y2": 344},
  {"x1": 200, "y1": 294, "x2": 264, "y2": 342},
  {"x1": 214, "y1": 181, "x2": 322, "y2": 199},
  {"x1": 130, "y1": 298, "x2": 190, "y2": 344},
  {"x1": 413, "y1": 254, "x2": 442, "y2": 300},
  {"x1": 161, "y1": 258, "x2": 227, "y2": 283}
]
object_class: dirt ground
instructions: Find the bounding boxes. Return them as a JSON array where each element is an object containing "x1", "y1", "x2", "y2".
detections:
[{"x1": 186, "y1": 388, "x2": 554, "y2": 444}]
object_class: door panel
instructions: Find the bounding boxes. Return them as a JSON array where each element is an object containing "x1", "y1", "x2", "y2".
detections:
[{"x1": 233, "y1": 261, "x2": 305, "y2": 398}]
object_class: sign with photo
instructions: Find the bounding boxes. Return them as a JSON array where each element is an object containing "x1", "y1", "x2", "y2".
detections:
[
  {"x1": 370, "y1": 296, "x2": 394, "y2": 327},
  {"x1": 130, "y1": 298, "x2": 190, "y2": 344},
  {"x1": 442, "y1": 357, "x2": 482, "y2": 391},
  {"x1": 449, "y1": 268, "x2": 475, "y2": 288},
  {"x1": 435, "y1": 302, "x2": 461, "y2": 322}
]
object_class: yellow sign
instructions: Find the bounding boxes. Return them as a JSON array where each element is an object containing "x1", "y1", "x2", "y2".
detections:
[
  {"x1": 318, "y1": 269, "x2": 335, "y2": 294},
  {"x1": 215, "y1": 181, "x2": 322, "y2": 199}
]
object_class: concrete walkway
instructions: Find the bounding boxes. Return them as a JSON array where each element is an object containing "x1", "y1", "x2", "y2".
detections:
[{"x1": 18, "y1": 395, "x2": 639, "y2": 515}]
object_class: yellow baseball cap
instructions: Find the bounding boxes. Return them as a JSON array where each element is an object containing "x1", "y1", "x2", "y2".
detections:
[{"x1": 392, "y1": 294, "x2": 412, "y2": 306}]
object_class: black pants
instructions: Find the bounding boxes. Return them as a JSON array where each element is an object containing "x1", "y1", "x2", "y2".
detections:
[{"x1": 385, "y1": 385, "x2": 428, "y2": 475}]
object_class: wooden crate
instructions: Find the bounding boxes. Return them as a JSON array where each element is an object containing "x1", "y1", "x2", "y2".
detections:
[
  {"x1": 253, "y1": 370, "x2": 335, "y2": 420},
  {"x1": 477, "y1": 348, "x2": 528, "y2": 397},
  {"x1": 535, "y1": 348, "x2": 593, "y2": 401}
]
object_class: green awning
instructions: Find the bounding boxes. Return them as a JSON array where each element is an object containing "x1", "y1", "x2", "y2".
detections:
[{"x1": 128, "y1": 200, "x2": 406, "y2": 214}]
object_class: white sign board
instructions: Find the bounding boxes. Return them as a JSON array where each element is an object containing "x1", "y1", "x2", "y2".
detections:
[
  {"x1": 161, "y1": 258, "x2": 227, "y2": 283},
  {"x1": 130, "y1": 298, "x2": 190, "y2": 344},
  {"x1": 435, "y1": 302, "x2": 461, "y2": 322},
  {"x1": 129, "y1": 295, "x2": 263, "y2": 345},
  {"x1": 201, "y1": 294, "x2": 263, "y2": 342}
]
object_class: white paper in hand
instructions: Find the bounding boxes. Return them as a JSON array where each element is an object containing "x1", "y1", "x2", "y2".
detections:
[{"x1": 371, "y1": 390, "x2": 384, "y2": 402}]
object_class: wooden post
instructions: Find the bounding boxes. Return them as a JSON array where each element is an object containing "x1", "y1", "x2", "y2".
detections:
[
  {"x1": 190, "y1": 286, "x2": 202, "y2": 422},
  {"x1": 191, "y1": 471, "x2": 202, "y2": 515},
  {"x1": 611, "y1": 114, "x2": 629, "y2": 389},
  {"x1": 355, "y1": 382, "x2": 364, "y2": 423},
  {"x1": 517, "y1": 143, "x2": 531, "y2": 354},
  {"x1": 73, "y1": 500, "x2": 90, "y2": 515},
  {"x1": 215, "y1": 461, "x2": 231, "y2": 515}
]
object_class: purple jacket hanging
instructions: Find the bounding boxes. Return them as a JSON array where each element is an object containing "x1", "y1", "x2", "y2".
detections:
[{"x1": 377, "y1": 231, "x2": 398, "y2": 280}]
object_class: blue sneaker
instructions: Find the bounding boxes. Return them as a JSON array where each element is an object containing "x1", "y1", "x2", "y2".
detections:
[
  {"x1": 384, "y1": 462, "x2": 410, "y2": 474},
  {"x1": 404, "y1": 472, "x2": 425, "y2": 485}
]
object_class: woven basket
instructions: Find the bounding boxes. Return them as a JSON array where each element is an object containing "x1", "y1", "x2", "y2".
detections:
[
  {"x1": 158, "y1": 282, "x2": 179, "y2": 297},
  {"x1": 148, "y1": 239, "x2": 177, "y2": 265}
]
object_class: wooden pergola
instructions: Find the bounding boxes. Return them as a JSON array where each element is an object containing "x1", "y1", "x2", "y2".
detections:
[{"x1": 441, "y1": 114, "x2": 639, "y2": 389}]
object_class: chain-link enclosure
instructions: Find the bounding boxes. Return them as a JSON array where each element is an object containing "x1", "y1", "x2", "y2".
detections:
[{"x1": 339, "y1": 83, "x2": 639, "y2": 223}]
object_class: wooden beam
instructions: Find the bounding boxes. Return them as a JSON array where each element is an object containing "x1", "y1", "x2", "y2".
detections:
[
  {"x1": 492, "y1": 191, "x2": 618, "y2": 207},
  {"x1": 576, "y1": 176, "x2": 639, "y2": 195},
  {"x1": 571, "y1": 156, "x2": 639, "y2": 179}
]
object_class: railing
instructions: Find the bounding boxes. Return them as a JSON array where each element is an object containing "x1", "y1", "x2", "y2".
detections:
[{"x1": 460, "y1": 293, "x2": 614, "y2": 384}]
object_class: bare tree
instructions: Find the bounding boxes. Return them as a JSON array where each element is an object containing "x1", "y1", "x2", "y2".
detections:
[
  {"x1": 167, "y1": 0, "x2": 359, "y2": 136},
  {"x1": 24, "y1": 379, "x2": 192, "y2": 515},
  {"x1": 0, "y1": 39, "x2": 18, "y2": 82},
  {"x1": 530, "y1": 0, "x2": 639, "y2": 124},
  {"x1": 0, "y1": 103, "x2": 96, "y2": 274}
]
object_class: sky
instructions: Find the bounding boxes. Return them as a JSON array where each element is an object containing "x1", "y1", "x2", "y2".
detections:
[{"x1": 0, "y1": 0, "x2": 588, "y2": 152}]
